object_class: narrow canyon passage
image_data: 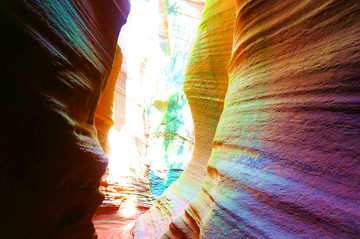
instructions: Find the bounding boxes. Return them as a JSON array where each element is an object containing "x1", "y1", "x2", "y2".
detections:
[
  {"x1": 1, "y1": 0, "x2": 359, "y2": 239},
  {"x1": 93, "y1": 1, "x2": 204, "y2": 237}
]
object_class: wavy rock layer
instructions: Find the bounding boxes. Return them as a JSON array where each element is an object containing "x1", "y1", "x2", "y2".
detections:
[
  {"x1": 166, "y1": 0, "x2": 360, "y2": 238},
  {"x1": 0, "y1": 0, "x2": 129, "y2": 238},
  {"x1": 135, "y1": 0, "x2": 360, "y2": 238},
  {"x1": 204, "y1": 1, "x2": 360, "y2": 237},
  {"x1": 132, "y1": 0, "x2": 236, "y2": 238}
]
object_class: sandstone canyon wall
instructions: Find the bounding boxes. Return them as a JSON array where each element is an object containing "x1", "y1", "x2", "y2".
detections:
[
  {"x1": 95, "y1": 46, "x2": 124, "y2": 151},
  {"x1": 132, "y1": 0, "x2": 236, "y2": 238},
  {"x1": 94, "y1": 1, "x2": 204, "y2": 237},
  {"x1": 0, "y1": 0, "x2": 129, "y2": 238},
  {"x1": 134, "y1": 0, "x2": 360, "y2": 238},
  {"x1": 1, "y1": 0, "x2": 359, "y2": 238}
]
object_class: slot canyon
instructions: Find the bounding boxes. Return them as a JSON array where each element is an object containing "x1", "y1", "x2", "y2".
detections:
[{"x1": 1, "y1": 0, "x2": 359, "y2": 238}]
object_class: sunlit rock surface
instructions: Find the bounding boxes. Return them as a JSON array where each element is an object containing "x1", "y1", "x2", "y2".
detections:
[
  {"x1": 133, "y1": 0, "x2": 360, "y2": 238},
  {"x1": 123, "y1": 0, "x2": 200, "y2": 195},
  {"x1": 0, "y1": 0, "x2": 129, "y2": 238},
  {"x1": 147, "y1": 92, "x2": 195, "y2": 197},
  {"x1": 132, "y1": 0, "x2": 235, "y2": 238},
  {"x1": 93, "y1": 0, "x2": 203, "y2": 237},
  {"x1": 95, "y1": 46, "x2": 124, "y2": 150},
  {"x1": 2, "y1": 0, "x2": 359, "y2": 238}
]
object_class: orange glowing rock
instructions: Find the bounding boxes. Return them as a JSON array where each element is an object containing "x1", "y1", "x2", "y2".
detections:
[{"x1": 95, "y1": 46, "x2": 123, "y2": 148}]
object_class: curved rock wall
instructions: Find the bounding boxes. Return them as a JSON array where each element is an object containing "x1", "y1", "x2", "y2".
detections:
[
  {"x1": 95, "y1": 46, "x2": 123, "y2": 150},
  {"x1": 2, "y1": 0, "x2": 359, "y2": 238},
  {"x1": 0, "y1": 0, "x2": 129, "y2": 238},
  {"x1": 134, "y1": 0, "x2": 360, "y2": 238},
  {"x1": 132, "y1": 0, "x2": 236, "y2": 238},
  {"x1": 201, "y1": 1, "x2": 360, "y2": 237}
]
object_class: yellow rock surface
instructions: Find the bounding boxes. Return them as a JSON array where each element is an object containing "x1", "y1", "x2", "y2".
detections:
[
  {"x1": 132, "y1": 0, "x2": 236, "y2": 238},
  {"x1": 95, "y1": 46, "x2": 124, "y2": 148}
]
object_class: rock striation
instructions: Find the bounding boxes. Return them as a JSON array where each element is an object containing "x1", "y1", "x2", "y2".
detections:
[
  {"x1": 132, "y1": 0, "x2": 236, "y2": 238},
  {"x1": 0, "y1": 0, "x2": 129, "y2": 238},
  {"x1": 1, "y1": 0, "x2": 359, "y2": 238},
  {"x1": 94, "y1": 0, "x2": 204, "y2": 237},
  {"x1": 198, "y1": 1, "x2": 360, "y2": 237},
  {"x1": 133, "y1": 0, "x2": 360, "y2": 238}
]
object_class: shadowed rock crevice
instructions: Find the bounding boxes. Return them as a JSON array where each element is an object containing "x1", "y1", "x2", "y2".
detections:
[{"x1": 0, "y1": 0, "x2": 129, "y2": 238}]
